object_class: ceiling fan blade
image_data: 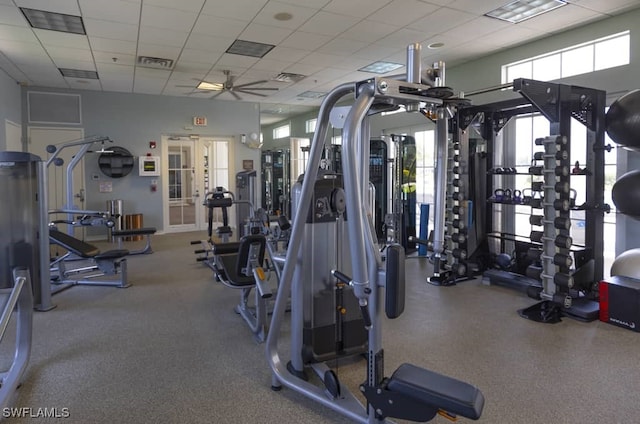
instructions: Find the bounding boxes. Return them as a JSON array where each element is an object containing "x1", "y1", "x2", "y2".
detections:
[
  {"x1": 236, "y1": 90, "x2": 268, "y2": 97},
  {"x1": 210, "y1": 91, "x2": 225, "y2": 100},
  {"x1": 230, "y1": 90, "x2": 242, "y2": 100},
  {"x1": 236, "y1": 87, "x2": 279, "y2": 91},
  {"x1": 233, "y1": 80, "x2": 269, "y2": 89}
]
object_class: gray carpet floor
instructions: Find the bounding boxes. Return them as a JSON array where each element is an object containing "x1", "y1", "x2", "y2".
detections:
[{"x1": 4, "y1": 231, "x2": 639, "y2": 423}]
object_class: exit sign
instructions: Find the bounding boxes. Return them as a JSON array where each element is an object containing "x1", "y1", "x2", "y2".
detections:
[{"x1": 193, "y1": 116, "x2": 207, "y2": 126}]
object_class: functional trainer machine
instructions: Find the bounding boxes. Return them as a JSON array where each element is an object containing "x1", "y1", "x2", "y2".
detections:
[{"x1": 266, "y1": 44, "x2": 484, "y2": 423}]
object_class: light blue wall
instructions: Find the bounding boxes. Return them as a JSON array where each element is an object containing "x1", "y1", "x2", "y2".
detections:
[
  {"x1": 23, "y1": 86, "x2": 260, "y2": 233},
  {"x1": 0, "y1": 70, "x2": 21, "y2": 151}
]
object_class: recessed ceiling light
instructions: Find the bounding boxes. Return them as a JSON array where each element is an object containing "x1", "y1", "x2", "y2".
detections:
[
  {"x1": 20, "y1": 7, "x2": 85, "y2": 34},
  {"x1": 428, "y1": 42, "x2": 445, "y2": 49},
  {"x1": 59, "y1": 68, "x2": 98, "y2": 79},
  {"x1": 272, "y1": 72, "x2": 306, "y2": 83},
  {"x1": 274, "y1": 12, "x2": 293, "y2": 21},
  {"x1": 226, "y1": 39, "x2": 275, "y2": 58},
  {"x1": 485, "y1": 0, "x2": 567, "y2": 24},
  {"x1": 358, "y1": 61, "x2": 404, "y2": 74},
  {"x1": 197, "y1": 81, "x2": 224, "y2": 91}
]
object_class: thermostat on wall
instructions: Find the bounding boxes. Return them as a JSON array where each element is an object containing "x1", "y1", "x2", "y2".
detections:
[{"x1": 139, "y1": 156, "x2": 160, "y2": 176}]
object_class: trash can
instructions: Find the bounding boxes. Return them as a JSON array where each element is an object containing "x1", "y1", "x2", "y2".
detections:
[
  {"x1": 124, "y1": 214, "x2": 143, "y2": 241},
  {"x1": 106, "y1": 199, "x2": 124, "y2": 242}
]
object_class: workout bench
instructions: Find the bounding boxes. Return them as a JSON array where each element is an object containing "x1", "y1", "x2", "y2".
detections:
[
  {"x1": 49, "y1": 228, "x2": 130, "y2": 288},
  {"x1": 208, "y1": 234, "x2": 272, "y2": 343},
  {"x1": 110, "y1": 227, "x2": 157, "y2": 255}
]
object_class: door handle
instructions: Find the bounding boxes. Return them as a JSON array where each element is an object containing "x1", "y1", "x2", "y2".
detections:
[{"x1": 75, "y1": 188, "x2": 85, "y2": 202}]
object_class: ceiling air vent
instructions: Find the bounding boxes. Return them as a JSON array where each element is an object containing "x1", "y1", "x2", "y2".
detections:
[
  {"x1": 273, "y1": 72, "x2": 306, "y2": 83},
  {"x1": 137, "y1": 56, "x2": 174, "y2": 70}
]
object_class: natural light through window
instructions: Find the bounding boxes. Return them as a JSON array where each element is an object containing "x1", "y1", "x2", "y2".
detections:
[
  {"x1": 502, "y1": 31, "x2": 630, "y2": 83},
  {"x1": 273, "y1": 123, "x2": 290, "y2": 139}
]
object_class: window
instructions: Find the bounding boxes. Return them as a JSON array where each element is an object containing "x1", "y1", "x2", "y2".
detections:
[
  {"x1": 502, "y1": 31, "x2": 630, "y2": 83},
  {"x1": 273, "y1": 123, "x2": 290, "y2": 139},
  {"x1": 305, "y1": 118, "x2": 317, "y2": 133}
]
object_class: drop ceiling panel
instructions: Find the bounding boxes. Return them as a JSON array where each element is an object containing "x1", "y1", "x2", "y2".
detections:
[
  {"x1": 100, "y1": 78, "x2": 133, "y2": 93},
  {"x1": 172, "y1": 60, "x2": 214, "y2": 74},
  {"x1": 447, "y1": 0, "x2": 510, "y2": 15},
  {"x1": 178, "y1": 48, "x2": 222, "y2": 64},
  {"x1": 276, "y1": 0, "x2": 331, "y2": 8},
  {"x1": 78, "y1": 0, "x2": 141, "y2": 25},
  {"x1": 142, "y1": 0, "x2": 205, "y2": 12},
  {"x1": 34, "y1": 29, "x2": 90, "y2": 49},
  {"x1": 317, "y1": 38, "x2": 369, "y2": 55},
  {"x1": 340, "y1": 20, "x2": 399, "y2": 43},
  {"x1": 89, "y1": 37, "x2": 137, "y2": 56},
  {"x1": 570, "y1": 0, "x2": 640, "y2": 14},
  {"x1": 140, "y1": 5, "x2": 199, "y2": 32},
  {"x1": 133, "y1": 78, "x2": 166, "y2": 94},
  {"x1": 83, "y1": 19, "x2": 139, "y2": 41},
  {"x1": 191, "y1": 14, "x2": 248, "y2": 38},
  {"x1": 322, "y1": 0, "x2": 394, "y2": 18},
  {"x1": 93, "y1": 51, "x2": 135, "y2": 66},
  {"x1": 281, "y1": 62, "x2": 324, "y2": 77},
  {"x1": 95, "y1": 63, "x2": 135, "y2": 76},
  {"x1": 46, "y1": 46, "x2": 93, "y2": 62},
  {"x1": 0, "y1": 25, "x2": 39, "y2": 43},
  {"x1": 215, "y1": 52, "x2": 260, "y2": 68},
  {"x1": 15, "y1": 0, "x2": 81, "y2": 16},
  {"x1": 51, "y1": 58, "x2": 96, "y2": 71},
  {"x1": 0, "y1": 5, "x2": 28, "y2": 26},
  {"x1": 375, "y1": 28, "x2": 432, "y2": 48},
  {"x1": 252, "y1": 1, "x2": 320, "y2": 29},
  {"x1": 66, "y1": 79, "x2": 101, "y2": 90},
  {"x1": 201, "y1": 0, "x2": 268, "y2": 21},
  {"x1": 239, "y1": 23, "x2": 293, "y2": 45},
  {"x1": 518, "y1": 3, "x2": 603, "y2": 32},
  {"x1": 407, "y1": 7, "x2": 476, "y2": 34},
  {"x1": 367, "y1": 0, "x2": 440, "y2": 26},
  {"x1": 352, "y1": 44, "x2": 401, "y2": 60},
  {"x1": 297, "y1": 11, "x2": 360, "y2": 36},
  {"x1": 264, "y1": 46, "x2": 310, "y2": 62},
  {"x1": 136, "y1": 43, "x2": 182, "y2": 61},
  {"x1": 183, "y1": 34, "x2": 234, "y2": 53},
  {"x1": 280, "y1": 30, "x2": 332, "y2": 50},
  {"x1": 138, "y1": 26, "x2": 190, "y2": 48},
  {"x1": 135, "y1": 67, "x2": 172, "y2": 79},
  {"x1": 251, "y1": 57, "x2": 294, "y2": 72}
]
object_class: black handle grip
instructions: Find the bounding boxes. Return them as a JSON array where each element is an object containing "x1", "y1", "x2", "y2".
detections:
[
  {"x1": 408, "y1": 236, "x2": 429, "y2": 246},
  {"x1": 360, "y1": 304, "x2": 372, "y2": 329},
  {"x1": 331, "y1": 269, "x2": 351, "y2": 285}
]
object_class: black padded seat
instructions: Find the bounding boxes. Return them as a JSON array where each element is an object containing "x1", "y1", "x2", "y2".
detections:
[
  {"x1": 95, "y1": 249, "x2": 129, "y2": 260},
  {"x1": 111, "y1": 227, "x2": 157, "y2": 237},
  {"x1": 50, "y1": 229, "x2": 129, "y2": 259},
  {"x1": 217, "y1": 254, "x2": 254, "y2": 286},
  {"x1": 387, "y1": 363, "x2": 484, "y2": 420},
  {"x1": 212, "y1": 242, "x2": 241, "y2": 255},
  {"x1": 216, "y1": 226, "x2": 232, "y2": 235}
]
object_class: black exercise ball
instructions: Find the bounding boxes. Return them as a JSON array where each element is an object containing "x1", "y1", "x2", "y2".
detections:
[
  {"x1": 612, "y1": 170, "x2": 640, "y2": 217},
  {"x1": 606, "y1": 89, "x2": 640, "y2": 151}
]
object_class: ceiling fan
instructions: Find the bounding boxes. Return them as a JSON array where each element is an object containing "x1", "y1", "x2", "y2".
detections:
[{"x1": 180, "y1": 70, "x2": 278, "y2": 100}]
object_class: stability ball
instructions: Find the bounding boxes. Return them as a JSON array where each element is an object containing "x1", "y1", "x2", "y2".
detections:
[
  {"x1": 606, "y1": 89, "x2": 640, "y2": 151},
  {"x1": 612, "y1": 170, "x2": 640, "y2": 218},
  {"x1": 611, "y1": 248, "x2": 640, "y2": 279}
]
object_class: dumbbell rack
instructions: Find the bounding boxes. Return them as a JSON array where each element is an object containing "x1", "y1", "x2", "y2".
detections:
[{"x1": 453, "y1": 78, "x2": 607, "y2": 322}]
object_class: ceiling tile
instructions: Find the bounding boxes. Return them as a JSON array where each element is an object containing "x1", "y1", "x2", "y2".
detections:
[
  {"x1": 16, "y1": 0, "x2": 81, "y2": 15},
  {"x1": 135, "y1": 67, "x2": 171, "y2": 79},
  {"x1": 239, "y1": 23, "x2": 293, "y2": 45},
  {"x1": 93, "y1": 50, "x2": 135, "y2": 66},
  {"x1": 367, "y1": 0, "x2": 440, "y2": 26},
  {"x1": 142, "y1": 0, "x2": 205, "y2": 12},
  {"x1": 277, "y1": 0, "x2": 332, "y2": 8},
  {"x1": 376, "y1": 28, "x2": 432, "y2": 48},
  {"x1": 477, "y1": 25, "x2": 549, "y2": 49},
  {"x1": 407, "y1": 7, "x2": 476, "y2": 34},
  {"x1": 252, "y1": 1, "x2": 319, "y2": 29},
  {"x1": 518, "y1": 3, "x2": 603, "y2": 32},
  {"x1": 4, "y1": 43, "x2": 51, "y2": 65},
  {"x1": 34, "y1": 29, "x2": 90, "y2": 49},
  {"x1": 340, "y1": 19, "x2": 399, "y2": 43},
  {"x1": 282, "y1": 62, "x2": 324, "y2": 76},
  {"x1": 83, "y1": 18, "x2": 138, "y2": 41},
  {"x1": 317, "y1": 38, "x2": 369, "y2": 55},
  {"x1": 297, "y1": 11, "x2": 360, "y2": 36},
  {"x1": 201, "y1": 0, "x2": 268, "y2": 21},
  {"x1": 0, "y1": 5, "x2": 28, "y2": 26},
  {"x1": 89, "y1": 37, "x2": 137, "y2": 55},
  {"x1": 46, "y1": 45, "x2": 93, "y2": 62},
  {"x1": 353, "y1": 44, "x2": 400, "y2": 60},
  {"x1": 280, "y1": 30, "x2": 332, "y2": 49},
  {"x1": 66, "y1": 79, "x2": 101, "y2": 90},
  {"x1": 192, "y1": 14, "x2": 248, "y2": 38},
  {"x1": 440, "y1": 16, "x2": 510, "y2": 41},
  {"x1": 567, "y1": 0, "x2": 640, "y2": 14},
  {"x1": 0, "y1": 25, "x2": 38, "y2": 43},
  {"x1": 250, "y1": 57, "x2": 294, "y2": 72},
  {"x1": 172, "y1": 61, "x2": 213, "y2": 74},
  {"x1": 264, "y1": 46, "x2": 311, "y2": 62},
  {"x1": 140, "y1": 5, "x2": 199, "y2": 32},
  {"x1": 178, "y1": 48, "x2": 222, "y2": 64},
  {"x1": 322, "y1": 0, "x2": 393, "y2": 18},
  {"x1": 184, "y1": 34, "x2": 234, "y2": 53},
  {"x1": 138, "y1": 26, "x2": 190, "y2": 48},
  {"x1": 79, "y1": 0, "x2": 141, "y2": 25},
  {"x1": 51, "y1": 58, "x2": 96, "y2": 71},
  {"x1": 215, "y1": 52, "x2": 260, "y2": 68},
  {"x1": 447, "y1": 0, "x2": 509, "y2": 15},
  {"x1": 133, "y1": 77, "x2": 166, "y2": 94},
  {"x1": 96, "y1": 62, "x2": 135, "y2": 76}
]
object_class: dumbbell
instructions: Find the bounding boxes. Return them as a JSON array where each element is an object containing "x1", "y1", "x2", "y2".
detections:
[
  {"x1": 526, "y1": 264, "x2": 542, "y2": 280},
  {"x1": 444, "y1": 262, "x2": 467, "y2": 276},
  {"x1": 446, "y1": 205, "x2": 464, "y2": 216},
  {"x1": 531, "y1": 181, "x2": 570, "y2": 194},
  {"x1": 450, "y1": 219, "x2": 465, "y2": 230},
  {"x1": 526, "y1": 248, "x2": 573, "y2": 267},
  {"x1": 451, "y1": 166, "x2": 461, "y2": 174},
  {"x1": 534, "y1": 135, "x2": 568, "y2": 146},
  {"x1": 529, "y1": 231, "x2": 573, "y2": 249},
  {"x1": 528, "y1": 165, "x2": 569, "y2": 176},
  {"x1": 444, "y1": 248, "x2": 467, "y2": 260},
  {"x1": 529, "y1": 215, "x2": 571, "y2": 230},
  {"x1": 533, "y1": 150, "x2": 569, "y2": 161},
  {"x1": 445, "y1": 232, "x2": 466, "y2": 244},
  {"x1": 529, "y1": 197, "x2": 570, "y2": 211},
  {"x1": 450, "y1": 192, "x2": 465, "y2": 201}
]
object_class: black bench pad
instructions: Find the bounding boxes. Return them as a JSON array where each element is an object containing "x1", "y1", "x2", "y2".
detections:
[
  {"x1": 95, "y1": 249, "x2": 129, "y2": 260},
  {"x1": 217, "y1": 254, "x2": 254, "y2": 286},
  {"x1": 50, "y1": 229, "x2": 100, "y2": 257},
  {"x1": 387, "y1": 363, "x2": 484, "y2": 420},
  {"x1": 212, "y1": 242, "x2": 241, "y2": 255},
  {"x1": 111, "y1": 227, "x2": 157, "y2": 237}
]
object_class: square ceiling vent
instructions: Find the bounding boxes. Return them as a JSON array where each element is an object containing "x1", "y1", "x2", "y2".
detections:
[{"x1": 137, "y1": 56, "x2": 174, "y2": 70}]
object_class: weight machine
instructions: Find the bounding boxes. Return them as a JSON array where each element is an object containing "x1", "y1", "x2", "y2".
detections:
[{"x1": 266, "y1": 44, "x2": 484, "y2": 423}]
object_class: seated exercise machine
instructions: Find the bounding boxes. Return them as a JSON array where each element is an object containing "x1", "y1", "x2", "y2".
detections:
[
  {"x1": 110, "y1": 227, "x2": 157, "y2": 255},
  {"x1": 266, "y1": 44, "x2": 484, "y2": 422},
  {"x1": 192, "y1": 188, "x2": 236, "y2": 263},
  {"x1": 49, "y1": 228, "x2": 130, "y2": 289},
  {"x1": 207, "y1": 235, "x2": 272, "y2": 343}
]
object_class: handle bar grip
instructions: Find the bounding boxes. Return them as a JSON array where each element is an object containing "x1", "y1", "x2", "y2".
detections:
[
  {"x1": 359, "y1": 303, "x2": 372, "y2": 330},
  {"x1": 408, "y1": 236, "x2": 430, "y2": 246},
  {"x1": 331, "y1": 269, "x2": 351, "y2": 285}
]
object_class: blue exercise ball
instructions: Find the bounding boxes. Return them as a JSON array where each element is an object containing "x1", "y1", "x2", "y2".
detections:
[
  {"x1": 606, "y1": 89, "x2": 640, "y2": 151},
  {"x1": 612, "y1": 170, "x2": 640, "y2": 218}
]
